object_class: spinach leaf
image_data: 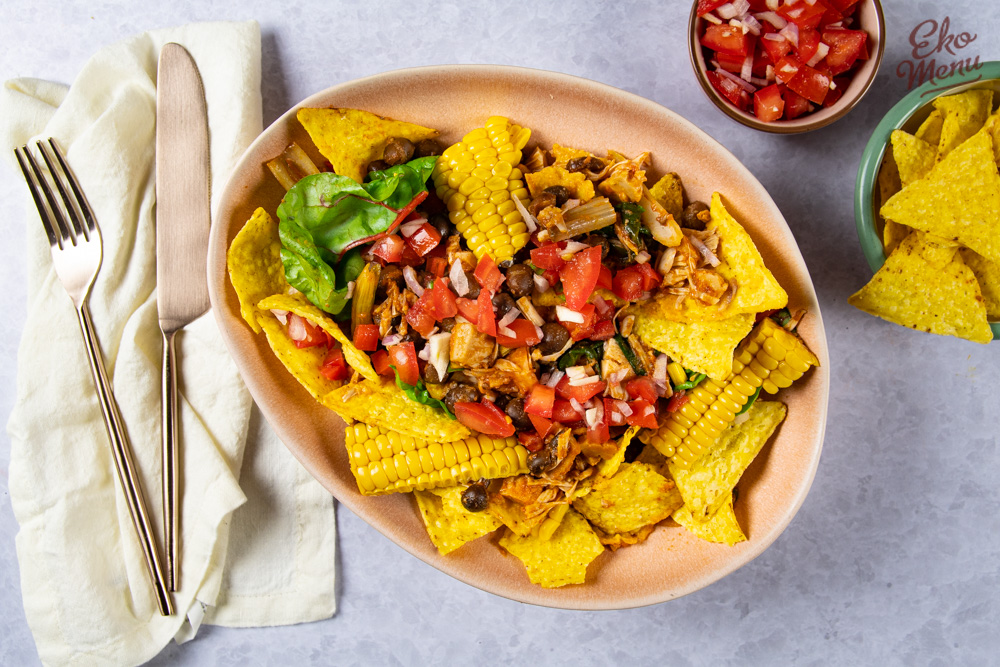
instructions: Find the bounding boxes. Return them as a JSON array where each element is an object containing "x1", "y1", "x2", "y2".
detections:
[
  {"x1": 736, "y1": 386, "x2": 762, "y2": 415},
  {"x1": 673, "y1": 370, "x2": 707, "y2": 392},
  {"x1": 557, "y1": 340, "x2": 604, "y2": 370},
  {"x1": 392, "y1": 367, "x2": 455, "y2": 419},
  {"x1": 615, "y1": 202, "x2": 649, "y2": 250},
  {"x1": 614, "y1": 334, "x2": 646, "y2": 376}
]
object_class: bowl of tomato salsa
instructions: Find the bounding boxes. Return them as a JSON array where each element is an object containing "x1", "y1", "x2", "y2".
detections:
[{"x1": 688, "y1": 0, "x2": 885, "y2": 133}]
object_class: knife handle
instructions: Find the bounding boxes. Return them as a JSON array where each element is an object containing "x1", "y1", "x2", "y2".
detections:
[{"x1": 161, "y1": 329, "x2": 179, "y2": 593}]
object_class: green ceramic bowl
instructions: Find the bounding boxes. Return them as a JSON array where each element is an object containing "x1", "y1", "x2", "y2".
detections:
[{"x1": 855, "y1": 60, "x2": 1000, "y2": 339}]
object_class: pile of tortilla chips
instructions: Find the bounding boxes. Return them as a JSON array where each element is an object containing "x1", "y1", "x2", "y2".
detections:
[
  {"x1": 853, "y1": 89, "x2": 1000, "y2": 343},
  {"x1": 227, "y1": 107, "x2": 800, "y2": 589}
]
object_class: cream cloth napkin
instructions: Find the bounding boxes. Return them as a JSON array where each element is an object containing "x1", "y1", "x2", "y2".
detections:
[{"x1": 2, "y1": 21, "x2": 336, "y2": 665}]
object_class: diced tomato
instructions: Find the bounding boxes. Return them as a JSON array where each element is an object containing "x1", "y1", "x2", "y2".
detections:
[
  {"x1": 591, "y1": 318, "x2": 615, "y2": 341},
  {"x1": 496, "y1": 319, "x2": 542, "y2": 348},
  {"x1": 774, "y1": 55, "x2": 801, "y2": 85},
  {"x1": 562, "y1": 303, "x2": 597, "y2": 341},
  {"x1": 715, "y1": 51, "x2": 747, "y2": 74},
  {"x1": 542, "y1": 268, "x2": 560, "y2": 288},
  {"x1": 823, "y1": 77, "x2": 849, "y2": 107},
  {"x1": 370, "y1": 235, "x2": 404, "y2": 264},
  {"x1": 555, "y1": 374, "x2": 606, "y2": 403},
  {"x1": 429, "y1": 277, "x2": 458, "y2": 320},
  {"x1": 625, "y1": 376, "x2": 659, "y2": 404},
  {"x1": 387, "y1": 342, "x2": 420, "y2": 386},
  {"x1": 287, "y1": 313, "x2": 330, "y2": 349},
  {"x1": 825, "y1": 0, "x2": 860, "y2": 14},
  {"x1": 788, "y1": 62, "x2": 831, "y2": 105},
  {"x1": 389, "y1": 190, "x2": 429, "y2": 233},
  {"x1": 552, "y1": 399, "x2": 584, "y2": 425},
  {"x1": 752, "y1": 47, "x2": 771, "y2": 78},
  {"x1": 596, "y1": 265, "x2": 613, "y2": 291},
  {"x1": 517, "y1": 431, "x2": 545, "y2": 452},
  {"x1": 403, "y1": 222, "x2": 441, "y2": 257},
  {"x1": 666, "y1": 392, "x2": 691, "y2": 413},
  {"x1": 696, "y1": 0, "x2": 728, "y2": 15},
  {"x1": 635, "y1": 263, "x2": 661, "y2": 290},
  {"x1": 605, "y1": 397, "x2": 628, "y2": 427},
  {"x1": 406, "y1": 289, "x2": 437, "y2": 336},
  {"x1": 781, "y1": 85, "x2": 813, "y2": 119},
  {"x1": 777, "y1": 0, "x2": 826, "y2": 29},
  {"x1": 706, "y1": 71, "x2": 752, "y2": 112},
  {"x1": 426, "y1": 256, "x2": 448, "y2": 278},
  {"x1": 476, "y1": 288, "x2": 496, "y2": 336},
  {"x1": 625, "y1": 399, "x2": 659, "y2": 429},
  {"x1": 474, "y1": 253, "x2": 504, "y2": 292},
  {"x1": 530, "y1": 242, "x2": 567, "y2": 271},
  {"x1": 454, "y1": 400, "x2": 515, "y2": 437},
  {"x1": 559, "y1": 246, "x2": 603, "y2": 310},
  {"x1": 371, "y1": 349, "x2": 394, "y2": 377},
  {"x1": 319, "y1": 347, "x2": 349, "y2": 381},
  {"x1": 754, "y1": 83, "x2": 786, "y2": 122},
  {"x1": 612, "y1": 263, "x2": 660, "y2": 302},
  {"x1": 352, "y1": 323, "x2": 379, "y2": 352},
  {"x1": 701, "y1": 24, "x2": 753, "y2": 56},
  {"x1": 524, "y1": 384, "x2": 555, "y2": 419},
  {"x1": 761, "y1": 34, "x2": 793, "y2": 63},
  {"x1": 584, "y1": 403, "x2": 610, "y2": 444},
  {"x1": 456, "y1": 297, "x2": 479, "y2": 322},
  {"x1": 747, "y1": 0, "x2": 770, "y2": 10},
  {"x1": 796, "y1": 28, "x2": 821, "y2": 63},
  {"x1": 528, "y1": 413, "x2": 554, "y2": 438},
  {"x1": 821, "y1": 28, "x2": 868, "y2": 75}
]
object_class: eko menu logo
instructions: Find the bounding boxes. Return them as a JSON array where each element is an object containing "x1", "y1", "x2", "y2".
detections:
[{"x1": 896, "y1": 17, "x2": 982, "y2": 94}]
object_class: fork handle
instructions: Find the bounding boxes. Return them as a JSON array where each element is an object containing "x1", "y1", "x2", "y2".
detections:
[
  {"x1": 161, "y1": 329, "x2": 179, "y2": 593},
  {"x1": 76, "y1": 302, "x2": 175, "y2": 616}
]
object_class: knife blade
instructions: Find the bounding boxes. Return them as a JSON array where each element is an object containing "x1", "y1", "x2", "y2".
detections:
[{"x1": 155, "y1": 42, "x2": 210, "y2": 593}]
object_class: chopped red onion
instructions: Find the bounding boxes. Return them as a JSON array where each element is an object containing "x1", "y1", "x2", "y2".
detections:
[
  {"x1": 498, "y1": 308, "x2": 520, "y2": 330},
  {"x1": 569, "y1": 398, "x2": 585, "y2": 415},
  {"x1": 616, "y1": 400, "x2": 633, "y2": 417},
  {"x1": 400, "y1": 218, "x2": 427, "y2": 237},
  {"x1": 716, "y1": 67, "x2": 757, "y2": 93},
  {"x1": 741, "y1": 51, "x2": 754, "y2": 81},
  {"x1": 584, "y1": 403, "x2": 604, "y2": 429},
  {"x1": 563, "y1": 240, "x2": 590, "y2": 256},
  {"x1": 635, "y1": 250, "x2": 651, "y2": 264},
  {"x1": 703, "y1": 12, "x2": 722, "y2": 24},
  {"x1": 570, "y1": 375, "x2": 603, "y2": 387},
  {"x1": 757, "y1": 11, "x2": 787, "y2": 28},
  {"x1": 533, "y1": 273, "x2": 551, "y2": 293},
  {"x1": 688, "y1": 234, "x2": 721, "y2": 267},
  {"x1": 742, "y1": 13, "x2": 762, "y2": 35},
  {"x1": 545, "y1": 370, "x2": 565, "y2": 388},
  {"x1": 556, "y1": 305, "x2": 585, "y2": 323},
  {"x1": 807, "y1": 42, "x2": 830, "y2": 67},
  {"x1": 287, "y1": 314, "x2": 306, "y2": 341},
  {"x1": 564, "y1": 366, "x2": 588, "y2": 380},
  {"x1": 402, "y1": 265, "x2": 424, "y2": 296},
  {"x1": 779, "y1": 22, "x2": 799, "y2": 47},
  {"x1": 450, "y1": 259, "x2": 470, "y2": 296},
  {"x1": 382, "y1": 333, "x2": 403, "y2": 347},
  {"x1": 716, "y1": 2, "x2": 738, "y2": 19},
  {"x1": 270, "y1": 309, "x2": 289, "y2": 325},
  {"x1": 417, "y1": 346, "x2": 430, "y2": 361},
  {"x1": 653, "y1": 354, "x2": 668, "y2": 385}
]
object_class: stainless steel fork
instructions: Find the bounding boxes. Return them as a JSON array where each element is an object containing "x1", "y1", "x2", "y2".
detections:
[{"x1": 15, "y1": 139, "x2": 175, "y2": 617}]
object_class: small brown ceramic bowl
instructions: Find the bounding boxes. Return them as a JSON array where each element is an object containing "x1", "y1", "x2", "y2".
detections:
[
  {"x1": 207, "y1": 65, "x2": 830, "y2": 609},
  {"x1": 688, "y1": 0, "x2": 885, "y2": 133}
]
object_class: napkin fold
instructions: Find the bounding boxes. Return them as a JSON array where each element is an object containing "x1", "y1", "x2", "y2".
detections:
[{"x1": 2, "y1": 21, "x2": 336, "y2": 665}]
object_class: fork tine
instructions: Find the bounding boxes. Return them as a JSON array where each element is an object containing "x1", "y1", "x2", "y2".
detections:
[
  {"x1": 22, "y1": 143, "x2": 76, "y2": 246},
  {"x1": 46, "y1": 139, "x2": 98, "y2": 239},
  {"x1": 14, "y1": 146, "x2": 60, "y2": 248},
  {"x1": 37, "y1": 140, "x2": 88, "y2": 242}
]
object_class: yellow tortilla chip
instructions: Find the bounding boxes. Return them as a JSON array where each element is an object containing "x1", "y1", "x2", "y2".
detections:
[
  {"x1": 572, "y1": 462, "x2": 683, "y2": 534},
  {"x1": 258, "y1": 293, "x2": 377, "y2": 382},
  {"x1": 570, "y1": 426, "x2": 640, "y2": 501},
  {"x1": 634, "y1": 442, "x2": 669, "y2": 477},
  {"x1": 258, "y1": 315, "x2": 344, "y2": 400},
  {"x1": 673, "y1": 495, "x2": 746, "y2": 546},
  {"x1": 876, "y1": 147, "x2": 909, "y2": 254},
  {"x1": 549, "y1": 144, "x2": 593, "y2": 169},
  {"x1": 414, "y1": 486, "x2": 500, "y2": 555},
  {"x1": 633, "y1": 308, "x2": 754, "y2": 381},
  {"x1": 498, "y1": 509, "x2": 604, "y2": 588},
  {"x1": 524, "y1": 165, "x2": 595, "y2": 202},
  {"x1": 960, "y1": 248, "x2": 1000, "y2": 319},
  {"x1": 848, "y1": 232, "x2": 992, "y2": 343},
  {"x1": 933, "y1": 89, "x2": 993, "y2": 160},
  {"x1": 297, "y1": 107, "x2": 438, "y2": 184},
  {"x1": 882, "y1": 219, "x2": 911, "y2": 256},
  {"x1": 649, "y1": 172, "x2": 684, "y2": 219},
  {"x1": 592, "y1": 524, "x2": 656, "y2": 551},
  {"x1": 670, "y1": 400, "x2": 786, "y2": 522},
  {"x1": 880, "y1": 130, "x2": 1000, "y2": 264},
  {"x1": 324, "y1": 378, "x2": 472, "y2": 442},
  {"x1": 891, "y1": 130, "x2": 937, "y2": 187},
  {"x1": 915, "y1": 108, "x2": 944, "y2": 147},
  {"x1": 227, "y1": 208, "x2": 288, "y2": 333}
]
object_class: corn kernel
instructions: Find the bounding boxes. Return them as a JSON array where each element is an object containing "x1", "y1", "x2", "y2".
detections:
[
  {"x1": 510, "y1": 187, "x2": 529, "y2": 200},
  {"x1": 464, "y1": 198, "x2": 487, "y2": 215},
  {"x1": 485, "y1": 175, "x2": 509, "y2": 191},
  {"x1": 489, "y1": 190, "x2": 511, "y2": 205},
  {"x1": 471, "y1": 166, "x2": 493, "y2": 182},
  {"x1": 499, "y1": 150, "x2": 522, "y2": 165},
  {"x1": 667, "y1": 362, "x2": 687, "y2": 386},
  {"x1": 458, "y1": 177, "x2": 485, "y2": 196},
  {"x1": 469, "y1": 186, "x2": 491, "y2": 201},
  {"x1": 487, "y1": 225, "x2": 508, "y2": 240},
  {"x1": 447, "y1": 191, "x2": 467, "y2": 211},
  {"x1": 463, "y1": 128, "x2": 488, "y2": 142}
]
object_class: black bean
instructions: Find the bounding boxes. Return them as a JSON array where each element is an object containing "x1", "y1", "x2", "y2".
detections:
[
  {"x1": 414, "y1": 138, "x2": 443, "y2": 158},
  {"x1": 544, "y1": 185, "x2": 571, "y2": 207},
  {"x1": 538, "y1": 322, "x2": 570, "y2": 356},
  {"x1": 492, "y1": 292, "x2": 516, "y2": 318},
  {"x1": 680, "y1": 201, "x2": 710, "y2": 230},
  {"x1": 383, "y1": 137, "x2": 415, "y2": 166},
  {"x1": 505, "y1": 397, "x2": 533, "y2": 430},
  {"x1": 505, "y1": 264, "x2": 534, "y2": 299},
  {"x1": 444, "y1": 383, "x2": 480, "y2": 412},
  {"x1": 461, "y1": 481, "x2": 489, "y2": 512}
]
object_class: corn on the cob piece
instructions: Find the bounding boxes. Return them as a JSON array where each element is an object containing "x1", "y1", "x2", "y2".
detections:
[
  {"x1": 344, "y1": 422, "x2": 529, "y2": 495},
  {"x1": 431, "y1": 116, "x2": 532, "y2": 262},
  {"x1": 645, "y1": 318, "x2": 818, "y2": 470}
]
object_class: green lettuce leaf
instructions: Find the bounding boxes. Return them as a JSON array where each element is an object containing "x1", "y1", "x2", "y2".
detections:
[{"x1": 392, "y1": 367, "x2": 455, "y2": 419}]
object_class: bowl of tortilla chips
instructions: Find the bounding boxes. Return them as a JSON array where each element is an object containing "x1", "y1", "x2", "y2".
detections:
[
  {"x1": 207, "y1": 65, "x2": 830, "y2": 608},
  {"x1": 854, "y1": 62, "x2": 1000, "y2": 342}
]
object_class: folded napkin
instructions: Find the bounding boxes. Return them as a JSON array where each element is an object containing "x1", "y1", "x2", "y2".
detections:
[{"x1": 2, "y1": 21, "x2": 336, "y2": 665}]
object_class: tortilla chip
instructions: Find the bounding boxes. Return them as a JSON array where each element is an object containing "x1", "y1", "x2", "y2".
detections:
[
  {"x1": 649, "y1": 172, "x2": 684, "y2": 219},
  {"x1": 536, "y1": 504, "x2": 570, "y2": 541},
  {"x1": 933, "y1": 89, "x2": 993, "y2": 160},
  {"x1": 258, "y1": 293, "x2": 378, "y2": 382},
  {"x1": 959, "y1": 248, "x2": 1000, "y2": 319},
  {"x1": 498, "y1": 508, "x2": 604, "y2": 588},
  {"x1": 592, "y1": 524, "x2": 657, "y2": 551},
  {"x1": 633, "y1": 308, "x2": 754, "y2": 381},
  {"x1": 258, "y1": 315, "x2": 344, "y2": 400},
  {"x1": 227, "y1": 208, "x2": 288, "y2": 332},
  {"x1": 673, "y1": 495, "x2": 746, "y2": 546},
  {"x1": 570, "y1": 426, "x2": 640, "y2": 501},
  {"x1": 324, "y1": 378, "x2": 472, "y2": 441},
  {"x1": 877, "y1": 147, "x2": 909, "y2": 254},
  {"x1": 572, "y1": 462, "x2": 683, "y2": 534},
  {"x1": 915, "y1": 109, "x2": 944, "y2": 147},
  {"x1": 883, "y1": 220, "x2": 911, "y2": 256},
  {"x1": 634, "y1": 442, "x2": 669, "y2": 476},
  {"x1": 297, "y1": 107, "x2": 438, "y2": 184},
  {"x1": 549, "y1": 144, "x2": 593, "y2": 169},
  {"x1": 880, "y1": 130, "x2": 1000, "y2": 264},
  {"x1": 891, "y1": 130, "x2": 937, "y2": 187},
  {"x1": 670, "y1": 401, "x2": 786, "y2": 522},
  {"x1": 487, "y1": 495, "x2": 540, "y2": 537},
  {"x1": 414, "y1": 486, "x2": 500, "y2": 555},
  {"x1": 524, "y1": 165, "x2": 595, "y2": 202},
  {"x1": 849, "y1": 232, "x2": 992, "y2": 343}
]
